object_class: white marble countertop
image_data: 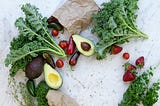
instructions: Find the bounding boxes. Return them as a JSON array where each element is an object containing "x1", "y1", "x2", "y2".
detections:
[{"x1": 1, "y1": 0, "x2": 160, "y2": 106}]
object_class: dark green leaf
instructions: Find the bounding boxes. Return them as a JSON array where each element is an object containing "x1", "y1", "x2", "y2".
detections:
[
  {"x1": 5, "y1": 4, "x2": 66, "y2": 76},
  {"x1": 92, "y1": 0, "x2": 148, "y2": 59}
]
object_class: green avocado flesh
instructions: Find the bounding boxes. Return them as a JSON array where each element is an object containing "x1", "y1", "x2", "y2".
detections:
[
  {"x1": 44, "y1": 63, "x2": 63, "y2": 89},
  {"x1": 72, "y1": 34, "x2": 95, "y2": 56}
]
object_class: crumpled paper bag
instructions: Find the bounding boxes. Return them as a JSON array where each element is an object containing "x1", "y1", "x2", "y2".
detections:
[
  {"x1": 52, "y1": 0, "x2": 99, "y2": 35},
  {"x1": 46, "y1": 90, "x2": 79, "y2": 106}
]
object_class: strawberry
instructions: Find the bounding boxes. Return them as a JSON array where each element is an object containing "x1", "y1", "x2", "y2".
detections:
[
  {"x1": 124, "y1": 63, "x2": 136, "y2": 71},
  {"x1": 111, "y1": 45, "x2": 122, "y2": 55},
  {"x1": 135, "y1": 56, "x2": 144, "y2": 69},
  {"x1": 123, "y1": 70, "x2": 135, "y2": 82}
]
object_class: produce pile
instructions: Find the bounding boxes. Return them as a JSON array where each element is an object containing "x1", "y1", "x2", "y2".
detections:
[
  {"x1": 4, "y1": 0, "x2": 160, "y2": 106},
  {"x1": 5, "y1": 3, "x2": 95, "y2": 106},
  {"x1": 119, "y1": 55, "x2": 160, "y2": 106},
  {"x1": 5, "y1": 4, "x2": 66, "y2": 77}
]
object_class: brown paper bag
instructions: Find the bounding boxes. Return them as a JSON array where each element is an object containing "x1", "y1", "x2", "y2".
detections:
[
  {"x1": 52, "y1": 0, "x2": 99, "y2": 35},
  {"x1": 46, "y1": 90, "x2": 79, "y2": 106}
]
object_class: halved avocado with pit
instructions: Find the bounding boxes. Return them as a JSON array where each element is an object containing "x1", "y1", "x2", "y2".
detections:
[
  {"x1": 44, "y1": 63, "x2": 63, "y2": 89},
  {"x1": 72, "y1": 34, "x2": 95, "y2": 56}
]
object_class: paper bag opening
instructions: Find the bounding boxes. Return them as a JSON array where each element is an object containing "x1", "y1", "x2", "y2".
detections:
[{"x1": 51, "y1": 0, "x2": 99, "y2": 35}]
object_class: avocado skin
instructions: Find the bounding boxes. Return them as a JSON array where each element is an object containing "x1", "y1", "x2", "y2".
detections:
[
  {"x1": 25, "y1": 56, "x2": 44, "y2": 80},
  {"x1": 26, "y1": 79, "x2": 36, "y2": 97},
  {"x1": 43, "y1": 53, "x2": 56, "y2": 69},
  {"x1": 47, "y1": 23, "x2": 63, "y2": 31}
]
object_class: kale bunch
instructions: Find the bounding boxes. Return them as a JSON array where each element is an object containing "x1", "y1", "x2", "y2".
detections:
[{"x1": 92, "y1": 0, "x2": 148, "y2": 59}]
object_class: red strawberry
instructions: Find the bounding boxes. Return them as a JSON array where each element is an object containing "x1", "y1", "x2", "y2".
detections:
[
  {"x1": 124, "y1": 63, "x2": 136, "y2": 71},
  {"x1": 111, "y1": 45, "x2": 123, "y2": 55},
  {"x1": 135, "y1": 56, "x2": 144, "y2": 68},
  {"x1": 123, "y1": 70, "x2": 135, "y2": 82}
]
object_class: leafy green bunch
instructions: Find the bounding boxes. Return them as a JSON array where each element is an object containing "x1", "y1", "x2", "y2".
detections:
[
  {"x1": 5, "y1": 4, "x2": 66, "y2": 76},
  {"x1": 119, "y1": 67, "x2": 160, "y2": 106},
  {"x1": 92, "y1": 0, "x2": 148, "y2": 59},
  {"x1": 36, "y1": 81, "x2": 50, "y2": 106}
]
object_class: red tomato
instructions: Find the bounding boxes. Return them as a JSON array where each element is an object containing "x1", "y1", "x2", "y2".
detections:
[
  {"x1": 59, "y1": 41, "x2": 68, "y2": 49},
  {"x1": 123, "y1": 52, "x2": 130, "y2": 60},
  {"x1": 51, "y1": 29, "x2": 59, "y2": 37},
  {"x1": 56, "y1": 59, "x2": 64, "y2": 68}
]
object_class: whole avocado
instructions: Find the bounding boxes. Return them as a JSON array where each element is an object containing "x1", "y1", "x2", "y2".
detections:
[{"x1": 25, "y1": 56, "x2": 44, "y2": 79}]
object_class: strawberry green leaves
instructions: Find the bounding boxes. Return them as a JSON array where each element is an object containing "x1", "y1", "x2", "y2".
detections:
[
  {"x1": 92, "y1": 0, "x2": 148, "y2": 60},
  {"x1": 135, "y1": 56, "x2": 144, "y2": 68}
]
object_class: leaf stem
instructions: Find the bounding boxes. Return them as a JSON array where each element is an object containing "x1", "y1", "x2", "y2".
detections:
[
  {"x1": 28, "y1": 11, "x2": 65, "y2": 54},
  {"x1": 11, "y1": 48, "x2": 64, "y2": 64},
  {"x1": 119, "y1": 16, "x2": 148, "y2": 39},
  {"x1": 21, "y1": 23, "x2": 64, "y2": 55}
]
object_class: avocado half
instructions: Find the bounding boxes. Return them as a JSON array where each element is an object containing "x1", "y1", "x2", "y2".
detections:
[
  {"x1": 72, "y1": 34, "x2": 95, "y2": 56},
  {"x1": 44, "y1": 63, "x2": 63, "y2": 89}
]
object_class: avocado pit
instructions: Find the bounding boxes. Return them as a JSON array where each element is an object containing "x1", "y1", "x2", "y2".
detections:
[{"x1": 81, "y1": 42, "x2": 91, "y2": 51}]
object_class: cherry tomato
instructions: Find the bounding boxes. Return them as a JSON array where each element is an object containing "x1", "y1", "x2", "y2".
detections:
[
  {"x1": 59, "y1": 41, "x2": 68, "y2": 49},
  {"x1": 51, "y1": 29, "x2": 59, "y2": 37},
  {"x1": 56, "y1": 59, "x2": 64, "y2": 68},
  {"x1": 123, "y1": 52, "x2": 130, "y2": 60}
]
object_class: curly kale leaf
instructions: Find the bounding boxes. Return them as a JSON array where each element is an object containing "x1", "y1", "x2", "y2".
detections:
[
  {"x1": 92, "y1": 0, "x2": 148, "y2": 59},
  {"x1": 5, "y1": 4, "x2": 66, "y2": 76},
  {"x1": 6, "y1": 41, "x2": 56, "y2": 76},
  {"x1": 36, "y1": 81, "x2": 50, "y2": 106},
  {"x1": 142, "y1": 80, "x2": 160, "y2": 106}
]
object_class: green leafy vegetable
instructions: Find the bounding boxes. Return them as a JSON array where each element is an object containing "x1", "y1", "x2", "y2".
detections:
[
  {"x1": 92, "y1": 0, "x2": 148, "y2": 59},
  {"x1": 36, "y1": 81, "x2": 50, "y2": 106},
  {"x1": 119, "y1": 67, "x2": 160, "y2": 106},
  {"x1": 142, "y1": 80, "x2": 160, "y2": 106},
  {"x1": 5, "y1": 4, "x2": 66, "y2": 76}
]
